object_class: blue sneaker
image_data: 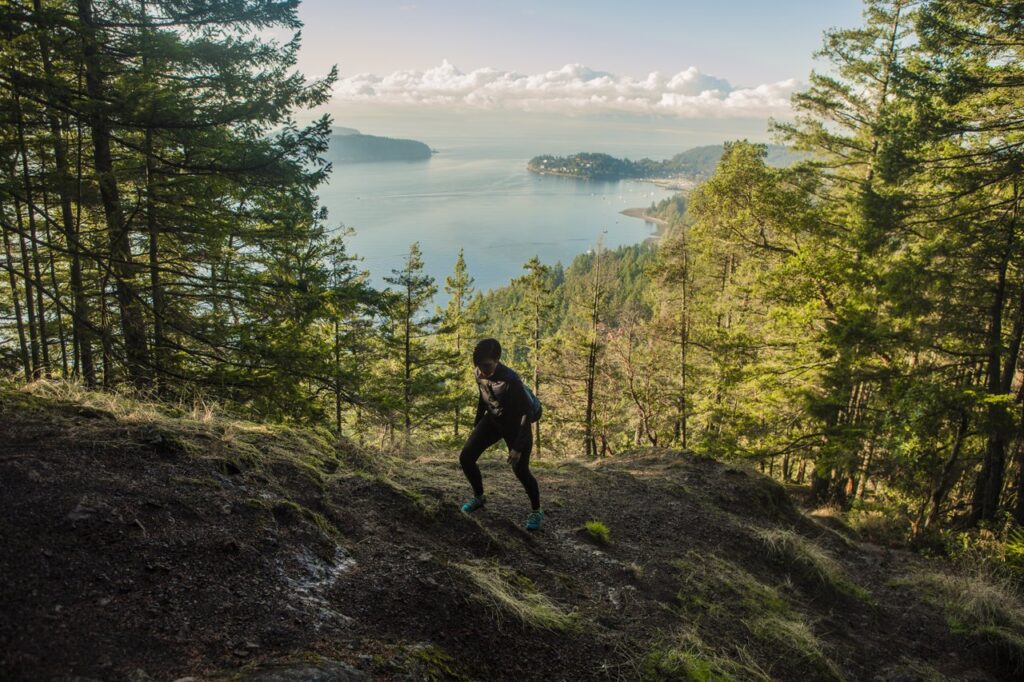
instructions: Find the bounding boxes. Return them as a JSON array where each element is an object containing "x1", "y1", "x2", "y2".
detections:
[
  {"x1": 461, "y1": 495, "x2": 486, "y2": 513},
  {"x1": 526, "y1": 509, "x2": 545, "y2": 530}
]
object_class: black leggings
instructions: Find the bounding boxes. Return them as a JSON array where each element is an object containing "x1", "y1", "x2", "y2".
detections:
[{"x1": 459, "y1": 415, "x2": 540, "y2": 510}]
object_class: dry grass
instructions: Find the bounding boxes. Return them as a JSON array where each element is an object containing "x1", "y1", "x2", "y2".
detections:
[
  {"x1": 455, "y1": 559, "x2": 577, "y2": 632},
  {"x1": 9, "y1": 379, "x2": 345, "y2": 478},
  {"x1": 905, "y1": 567, "x2": 1024, "y2": 674},
  {"x1": 754, "y1": 527, "x2": 870, "y2": 601},
  {"x1": 673, "y1": 552, "x2": 788, "y2": 617},
  {"x1": 743, "y1": 614, "x2": 843, "y2": 680},
  {"x1": 639, "y1": 628, "x2": 773, "y2": 682},
  {"x1": 847, "y1": 508, "x2": 907, "y2": 546}
]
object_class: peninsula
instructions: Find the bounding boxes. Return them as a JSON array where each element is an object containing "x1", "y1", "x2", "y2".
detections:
[
  {"x1": 328, "y1": 129, "x2": 433, "y2": 163},
  {"x1": 528, "y1": 144, "x2": 801, "y2": 183}
]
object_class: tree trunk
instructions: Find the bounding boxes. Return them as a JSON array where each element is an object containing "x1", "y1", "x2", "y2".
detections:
[
  {"x1": 533, "y1": 308, "x2": 542, "y2": 456},
  {"x1": 925, "y1": 412, "x2": 969, "y2": 529},
  {"x1": 13, "y1": 93, "x2": 50, "y2": 378},
  {"x1": 1, "y1": 213, "x2": 31, "y2": 381},
  {"x1": 403, "y1": 288, "x2": 412, "y2": 438},
  {"x1": 78, "y1": 0, "x2": 150, "y2": 384},
  {"x1": 13, "y1": 193, "x2": 40, "y2": 377},
  {"x1": 1014, "y1": 442, "x2": 1024, "y2": 526},
  {"x1": 145, "y1": 126, "x2": 166, "y2": 385},
  {"x1": 34, "y1": 0, "x2": 95, "y2": 385},
  {"x1": 39, "y1": 178, "x2": 69, "y2": 377},
  {"x1": 970, "y1": 238, "x2": 1013, "y2": 524}
]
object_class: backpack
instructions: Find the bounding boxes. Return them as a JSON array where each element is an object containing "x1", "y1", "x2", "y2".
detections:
[{"x1": 524, "y1": 385, "x2": 543, "y2": 423}]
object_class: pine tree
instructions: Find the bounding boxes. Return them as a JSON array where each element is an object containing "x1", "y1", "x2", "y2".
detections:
[
  {"x1": 438, "y1": 249, "x2": 485, "y2": 438},
  {"x1": 512, "y1": 256, "x2": 554, "y2": 453},
  {"x1": 383, "y1": 242, "x2": 444, "y2": 441}
]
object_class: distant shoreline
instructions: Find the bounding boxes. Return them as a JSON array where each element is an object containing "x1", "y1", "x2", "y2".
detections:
[
  {"x1": 620, "y1": 207, "x2": 671, "y2": 243},
  {"x1": 530, "y1": 168, "x2": 694, "y2": 191}
]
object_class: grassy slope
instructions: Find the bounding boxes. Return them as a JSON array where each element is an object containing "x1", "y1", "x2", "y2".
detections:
[{"x1": 0, "y1": 382, "x2": 1018, "y2": 681}]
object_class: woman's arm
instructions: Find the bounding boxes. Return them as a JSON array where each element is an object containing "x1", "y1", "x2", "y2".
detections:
[{"x1": 509, "y1": 377, "x2": 532, "y2": 453}]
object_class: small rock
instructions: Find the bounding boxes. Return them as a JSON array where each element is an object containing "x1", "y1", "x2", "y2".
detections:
[{"x1": 67, "y1": 496, "x2": 98, "y2": 521}]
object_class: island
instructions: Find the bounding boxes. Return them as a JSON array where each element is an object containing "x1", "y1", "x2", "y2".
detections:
[
  {"x1": 527, "y1": 144, "x2": 801, "y2": 184},
  {"x1": 327, "y1": 129, "x2": 433, "y2": 163}
]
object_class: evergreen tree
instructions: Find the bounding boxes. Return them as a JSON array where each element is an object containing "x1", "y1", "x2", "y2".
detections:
[
  {"x1": 511, "y1": 256, "x2": 554, "y2": 453},
  {"x1": 382, "y1": 242, "x2": 444, "y2": 441},
  {"x1": 438, "y1": 249, "x2": 485, "y2": 438}
]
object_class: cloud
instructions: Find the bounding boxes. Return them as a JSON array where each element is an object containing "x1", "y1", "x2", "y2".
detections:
[{"x1": 331, "y1": 61, "x2": 799, "y2": 118}]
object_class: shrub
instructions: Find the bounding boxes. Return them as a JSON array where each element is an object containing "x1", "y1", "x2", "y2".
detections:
[{"x1": 584, "y1": 519, "x2": 611, "y2": 544}]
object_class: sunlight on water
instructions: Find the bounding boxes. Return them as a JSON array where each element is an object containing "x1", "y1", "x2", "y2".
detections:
[{"x1": 319, "y1": 139, "x2": 675, "y2": 292}]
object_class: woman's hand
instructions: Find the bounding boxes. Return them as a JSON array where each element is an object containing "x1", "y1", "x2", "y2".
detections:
[{"x1": 507, "y1": 449, "x2": 521, "y2": 465}]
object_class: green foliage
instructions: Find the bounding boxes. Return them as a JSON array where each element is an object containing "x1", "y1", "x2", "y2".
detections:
[
  {"x1": 4, "y1": 0, "x2": 1024, "y2": 550},
  {"x1": 527, "y1": 144, "x2": 801, "y2": 181},
  {"x1": 583, "y1": 519, "x2": 610, "y2": 544}
]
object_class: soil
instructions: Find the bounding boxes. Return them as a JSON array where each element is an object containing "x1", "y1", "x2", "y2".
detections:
[{"x1": 0, "y1": 388, "x2": 1004, "y2": 681}]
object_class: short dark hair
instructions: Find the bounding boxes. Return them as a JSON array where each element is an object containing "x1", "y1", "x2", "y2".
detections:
[{"x1": 473, "y1": 338, "x2": 501, "y2": 366}]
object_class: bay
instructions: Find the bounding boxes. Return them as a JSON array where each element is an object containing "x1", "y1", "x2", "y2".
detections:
[{"x1": 318, "y1": 138, "x2": 677, "y2": 293}]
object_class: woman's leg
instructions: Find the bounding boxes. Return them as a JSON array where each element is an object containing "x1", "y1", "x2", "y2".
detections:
[
  {"x1": 459, "y1": 416, "x2": 503, "y2": 497},
  {"x1": 508, "y1": 433, "x2": 540, "y2": 511}
]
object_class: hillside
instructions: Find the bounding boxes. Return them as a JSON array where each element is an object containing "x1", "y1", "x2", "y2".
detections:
[
  {"x1": 527, "y1": 144, "x2": 801, "y2": 181},
  {"x1": 1, "y1": 382, "x2": 1021, "y2": 681},
  {"x1": 327, "y1": 133, "x2": 433, "y2": 163}
]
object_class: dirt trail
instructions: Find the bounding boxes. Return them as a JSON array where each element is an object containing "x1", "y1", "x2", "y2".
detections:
[{"x1": 0, "y1": 388, "x2": 1003, "y2": 681}]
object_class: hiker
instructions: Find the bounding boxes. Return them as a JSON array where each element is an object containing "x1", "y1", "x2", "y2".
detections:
[{"x1": 459, "y1": 338, "x2": 544, "y2": 530}]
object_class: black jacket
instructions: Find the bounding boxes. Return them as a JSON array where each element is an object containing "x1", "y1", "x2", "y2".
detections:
[{"x1": 474, "y1": 362, "x2": 532, "y2": 452}]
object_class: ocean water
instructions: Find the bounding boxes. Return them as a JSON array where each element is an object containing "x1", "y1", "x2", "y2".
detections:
[{"x1": 318, "y1": 138, "x2": 677, "y2": 293}]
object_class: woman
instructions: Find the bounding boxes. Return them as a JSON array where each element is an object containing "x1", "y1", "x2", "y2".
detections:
[{"x1": 458, "y1": 338, "x2": 544, "y2": 530}]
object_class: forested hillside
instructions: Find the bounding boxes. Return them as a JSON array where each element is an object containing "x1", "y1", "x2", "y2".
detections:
[
  {"x1": 327, "y1": 133, "x2": 432, "y2": 163},
  {"x1": 3, "y1": 382, "x2": 1019, "y2": 680},
  {"x1": 2, "y1": 0, "x2": 1024, "y2": 678},
  {"x1": 526, "y1": 144, "x2": 800, "y2": 181}
]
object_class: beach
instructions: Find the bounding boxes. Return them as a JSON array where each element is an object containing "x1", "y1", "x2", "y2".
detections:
[{"x1": 620, "y1": 207, "x2": 672, "y2": 242}]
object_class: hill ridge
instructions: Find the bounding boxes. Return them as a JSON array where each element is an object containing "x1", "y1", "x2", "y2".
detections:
[{"x1": 0, "y1": 382, "x2": 1011, "y2": 681}]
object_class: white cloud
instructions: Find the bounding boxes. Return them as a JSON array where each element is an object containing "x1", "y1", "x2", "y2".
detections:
[{"x1": 331, "y1": 61, "x2": 799, "y2": 118}]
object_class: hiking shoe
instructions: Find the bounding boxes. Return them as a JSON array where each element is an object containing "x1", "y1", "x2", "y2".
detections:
[
  {"x1": 461, "y1": 495, "x2": 486, "y2": 513},
  {"x1": 526, "y1": 509, "x2": 545, "y2": 530}
]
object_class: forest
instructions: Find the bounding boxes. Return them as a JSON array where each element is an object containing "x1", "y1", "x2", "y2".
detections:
[
  {"x1": 326, "y1": 132, "x2": 432, "y2": 164},
  {"x1": 2, "y1": 0, "x2": 1024, "y2": 614},
  {"x1": 527, "y1": 144, "x2": 799, "y2": 181}
]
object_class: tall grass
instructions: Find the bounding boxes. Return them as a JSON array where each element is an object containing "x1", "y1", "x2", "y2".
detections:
[
  {"x1": 455, "y1": 559, "x2": 576, "y2": 632},
  {"x1": 754, "y1": 527, "x2": 870, "y2": 602},
  {"x1": 906, "y1": 567, "x2": 1024, "y2": 674}
]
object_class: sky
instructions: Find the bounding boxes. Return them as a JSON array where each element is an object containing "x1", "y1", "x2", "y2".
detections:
[{"x1": 287, "y1": 0, "x2": 866, "y2": 142}]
